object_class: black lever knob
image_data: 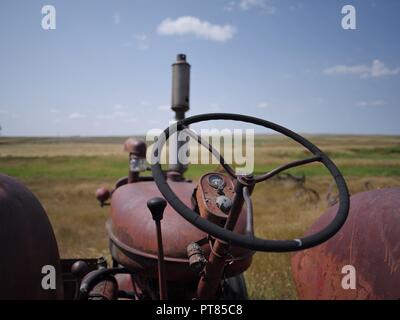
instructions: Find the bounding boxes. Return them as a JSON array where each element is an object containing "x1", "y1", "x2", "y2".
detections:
[{"x1": 147, "y1": 197, "x2": 167, "y2": 221}]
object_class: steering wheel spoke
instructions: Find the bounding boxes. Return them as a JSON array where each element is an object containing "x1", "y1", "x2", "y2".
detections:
[
  {"x1": 254, "y1": 155, "x2": 322, "y2": 183},
  {"x1": 182, "y1": 126, "x2": 237, "y2": 179}
]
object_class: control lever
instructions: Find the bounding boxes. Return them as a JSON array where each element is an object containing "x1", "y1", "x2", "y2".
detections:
[
  {"x1": 243, "y1": 186, "x2": 254, "y2": 236},
  {"x1": 147, "y1": 197, "x2": 168, "y2": 300},
  {"x1": 95, "y1": 187, "x2": 111, "y2": 207}
]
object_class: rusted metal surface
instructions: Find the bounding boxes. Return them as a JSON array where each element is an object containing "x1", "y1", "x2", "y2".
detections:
[
  {"x1": 187, "y1": 242, "x2": 207, "y2": 274},
  {"x1": 95, "y1": 187, "x2": 110, "y2": 206},
  {"x1": 292, "y1": 188, "x2": 400, "y2": 300},
  {"x1": 197, "y1": 178, "x2": 254, "y2": 299},
  {"x1": 88, "y1": 277, "x2": 118, "y2": 300},
  {"x1": 108, "y1": 180, "x2": 253, "y2": 281},
  {"x1": 115, "y1": 273, "x2": 137, "y2": 295},
  {"x1": 169, "y1": 54, "x2": 191, "y2": 176},
  {"x1": 61, "y1": 259, "x2": 99, "y2": 300},
  {"x1": 123, "y1": 139, "x2": 147, "y2": 183},
  {"x1": 196, "y1": 173, "x2": 235, "y2": 226},
  {"x1": 0, "y1": 174, "x2": 63, "y2": 299},
  {"x1": 171, "y1": 53, "x2": 190, "y2": 118},
  {"x1": 123, "y1": 138, "x2": 147, "y2": 157}
]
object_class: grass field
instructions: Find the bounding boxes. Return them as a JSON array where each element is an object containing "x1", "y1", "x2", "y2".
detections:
[{"x1": 1, "y1": 135, "x2": 400, "y2": 299}]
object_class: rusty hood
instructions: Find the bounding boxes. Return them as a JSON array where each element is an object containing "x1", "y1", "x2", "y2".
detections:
[{"x1": 107, "y1": 180, "x2": 207, "y2": 261}]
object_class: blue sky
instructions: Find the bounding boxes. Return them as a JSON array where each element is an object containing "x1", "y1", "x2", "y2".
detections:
[{"x1": 0, "y1": 0, "x2": 399, "y2": 136}]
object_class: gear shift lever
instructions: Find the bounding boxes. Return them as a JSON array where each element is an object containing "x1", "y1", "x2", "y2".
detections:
[{"x1": 147, "y1": 197, "x2": 168, "y2": 300}]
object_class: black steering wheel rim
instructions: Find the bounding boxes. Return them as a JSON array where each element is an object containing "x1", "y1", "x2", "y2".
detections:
[{"x1": 151, "y1": 113, "x2": 350, "y2": 252}]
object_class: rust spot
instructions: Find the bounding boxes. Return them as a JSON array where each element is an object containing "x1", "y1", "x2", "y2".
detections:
[{"x1": 292, "y1": 188, "x2": 400, "y2": 299}]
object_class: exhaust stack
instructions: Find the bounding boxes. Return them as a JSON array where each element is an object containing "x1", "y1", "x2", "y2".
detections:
[
  {"x1": 171, "y1": 54, "x2": 190, "y2": 120},
  {"x1": 169, "y1": 54, "x2": 191, "y2": 176}
]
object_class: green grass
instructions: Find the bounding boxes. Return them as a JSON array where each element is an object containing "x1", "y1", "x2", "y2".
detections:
[
  {"x1": 1, "y1": 155, "x2": 399, "y2": 180},
  {"x1": 0, "y1": 156, "x2": 128, "y2": 179},
  {"x1": 1, "y1": 135, "x2": 400, "y2": 299}
]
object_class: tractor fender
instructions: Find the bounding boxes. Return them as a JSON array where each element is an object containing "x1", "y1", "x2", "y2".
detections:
[{"x1": 0, "y1": 174, "x2": 63, "y2": 299}]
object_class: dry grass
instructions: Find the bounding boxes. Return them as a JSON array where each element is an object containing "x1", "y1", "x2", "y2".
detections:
[
  {"x1": 1, "y1": 135, "x2": 400, "y2": 299},
  {"x1": 21, "y1": 174, "x2": 400, "y2": 299},
  {"x1": 26, "y1": 178, "x2": 112, "y2": 258},
  {"x1": 245, "y1": 175, "x2": 400, "y2": 299}
]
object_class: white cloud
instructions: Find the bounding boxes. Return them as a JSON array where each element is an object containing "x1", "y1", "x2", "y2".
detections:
[
  {"x1": 50, "y1": 108, "x2": 59, "y2": 113},
  {"x1": 69, "y1": 112, "x2": 86, "y2": 119},
  {"x1": 239, "y1": 0, "x2": 277, "y2": 14},
  {"x1": 356, "y1": 100, "x2": 387, "y2": 107},
  {"x1": 370, "y1": 60, "x2": 400, "y2": 77},
  {"x1": 157, "y1": 16, "x2": 236, "y2": 42},
  {"x1": 323, "y1": 60, "x2": 400, "y2": 78},
  {"x1": 257, "y1": 101, "x2": 269, "y2": 108},
  {"x1": 0, "y1": 109, "x2": 9, "y2": 114}
]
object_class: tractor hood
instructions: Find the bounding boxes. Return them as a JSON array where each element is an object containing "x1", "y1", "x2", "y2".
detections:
[
  {"x1": 106, "y1": 180, "x2": 253, "y2": 281},
  {"x1": 108, "y1": 180, "x2": 206, "y2": 261}
]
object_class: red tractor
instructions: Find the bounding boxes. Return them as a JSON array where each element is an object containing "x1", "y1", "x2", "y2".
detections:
[{"x1": 1, "y1": 54, "x2": 398, "y2": 300}]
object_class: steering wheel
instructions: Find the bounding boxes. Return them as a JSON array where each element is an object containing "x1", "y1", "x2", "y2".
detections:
[{"x1": 151, "y1": 113, "x2": 349, "y2": 252}]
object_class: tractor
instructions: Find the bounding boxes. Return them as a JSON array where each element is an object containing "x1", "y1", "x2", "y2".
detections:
[{"x1": 1, "y1": 54, "x2": 398, "y2": 300}]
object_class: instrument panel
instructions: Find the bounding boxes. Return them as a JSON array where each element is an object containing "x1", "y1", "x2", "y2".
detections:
[{"x1": 196, "y1": 172, "x2": 235, "y2": 226}]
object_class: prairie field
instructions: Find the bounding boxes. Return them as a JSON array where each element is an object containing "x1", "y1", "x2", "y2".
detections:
[{"x1": 1, "y1": 135, "x2": 400, "y2": 299}]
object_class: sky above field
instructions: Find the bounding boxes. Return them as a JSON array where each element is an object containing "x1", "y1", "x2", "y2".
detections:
[{"x1": 0, "y1": 0, "x2": 399, "y2": 136}]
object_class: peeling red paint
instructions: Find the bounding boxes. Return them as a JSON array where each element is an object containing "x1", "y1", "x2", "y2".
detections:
[{"x1": 292, "y1": 188, "x2": 400, "y2": 300}]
